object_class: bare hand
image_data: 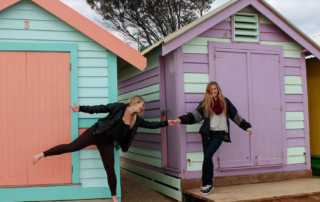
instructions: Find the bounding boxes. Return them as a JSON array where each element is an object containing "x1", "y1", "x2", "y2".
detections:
[
  {"x1": 173, "y1": 119, "x2": 181, "y2": 124},
  {"x1": 168, "y1": 120, "x2": 177, "y2": 126},
  {"x1": 70, "y1": 103, "x2": 80, "y2": 112},
  {"x1": 248, "y1": 128, "x2": 253, "y2": 136}
]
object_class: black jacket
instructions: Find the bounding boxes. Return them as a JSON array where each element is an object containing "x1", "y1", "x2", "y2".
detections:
[
  {"x1": 80, "y1": 102, "x2": 168, "y2": 152},
  {"x1": 178, "y1": 97, "x2": 251, "y2": 142}
]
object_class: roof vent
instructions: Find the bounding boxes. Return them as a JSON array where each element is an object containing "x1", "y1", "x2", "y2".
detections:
[{"x1": 234, "y1": 13, "x2": 259, "y2": 42}]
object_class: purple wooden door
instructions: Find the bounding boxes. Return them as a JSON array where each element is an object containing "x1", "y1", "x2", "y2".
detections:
[
  {"x1": 212, "y1": 44, "x2": 284, "y2": 169},
  {"x1": 214, "y1": 51, "x2": 253, "y2": 168},
  {"x1": 250, "y1": 52, "x2": 283, "y2": 166}
]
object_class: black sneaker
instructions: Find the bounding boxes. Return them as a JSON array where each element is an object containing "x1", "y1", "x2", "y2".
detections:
[{"x1": 201, "y1": 185, "x2": 214, "y2": 195}]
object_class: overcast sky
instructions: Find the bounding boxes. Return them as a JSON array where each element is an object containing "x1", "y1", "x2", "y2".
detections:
[{"x1": 59, "y1": 0, "x2": 320, "y2": 46}]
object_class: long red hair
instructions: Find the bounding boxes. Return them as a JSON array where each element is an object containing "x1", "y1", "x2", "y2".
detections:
[{"x1": 201, "y1": 82, "x2": 227, "y2": 117}]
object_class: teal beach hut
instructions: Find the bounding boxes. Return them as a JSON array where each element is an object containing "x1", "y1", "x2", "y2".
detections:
[{"x1": 0, "y1": 0, "x2": 146, "y2": 201}]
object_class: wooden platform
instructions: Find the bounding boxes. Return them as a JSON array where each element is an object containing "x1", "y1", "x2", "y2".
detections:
[
  {"x1": 181, "y1": 170, "x2": 312, "y2": 191},
  {"x1": 183, "y1": 178, "x2": 320, "y2": 202}
]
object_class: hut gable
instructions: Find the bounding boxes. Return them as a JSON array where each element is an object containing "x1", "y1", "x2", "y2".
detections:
[
  {"x1": 0, "y1": 0, "x2": 146, "y2": 70},
  {"x1": 143, "y1": 0, "x2": 319, "y2": 59}
]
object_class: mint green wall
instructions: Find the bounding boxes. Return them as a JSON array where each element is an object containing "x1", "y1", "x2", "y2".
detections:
[{"x1": 0, "y1": 1, "x2": 120, "y2": 201}]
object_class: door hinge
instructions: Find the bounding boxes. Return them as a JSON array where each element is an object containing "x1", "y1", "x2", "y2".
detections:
[
  {"x1": 272, "y1": 105, "x2": 282, "y2": 111},
  {"x1": 214, "y1": 54, "x2": 224, "y2": 60},
  {"x1": 271, "y1": 56, "x2": 280, "y2": 63},
  {"x1": 70, "y1": 63, "x2": 71, "y2": 71}
]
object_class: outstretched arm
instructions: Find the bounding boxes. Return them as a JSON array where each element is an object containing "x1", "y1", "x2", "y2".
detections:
[
  {"x1": 137, "y1": 117, "x2": 169, "y2": 129},
  {"x1": 177, "y1": 101, "x2": 204, "y2": 125},
  {"x1": 78, "y1": 103, "x2": 118, "y2": 114},
  {"x1": 227, "y1": 99, "x2": 253, "y2": 135}
]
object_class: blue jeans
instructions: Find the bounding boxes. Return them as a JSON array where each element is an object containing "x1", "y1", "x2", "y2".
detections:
[{"x1": 201, "y1": 131, "x2": 225, "y2": 186}]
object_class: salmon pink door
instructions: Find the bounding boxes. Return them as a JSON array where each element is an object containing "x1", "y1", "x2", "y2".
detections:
[
  {"x1": 0, "y1": 52, "x2": 71, "y2": 186},
  {"x1": 0, "y1": 52, "x2": 28, "y2": 186}
]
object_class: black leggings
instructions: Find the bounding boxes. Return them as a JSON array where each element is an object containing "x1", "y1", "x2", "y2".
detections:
[{"x1": 43, "y1": 124, "x2": 117, "y2": 196}]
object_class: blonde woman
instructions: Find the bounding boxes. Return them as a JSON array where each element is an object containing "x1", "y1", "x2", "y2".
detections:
[
  {"x1": 32, "y1": 95, "x2": 175, "y2": 202},
  {"x1": 173, "y1": 82, "x2": 253, "y2": 195}
]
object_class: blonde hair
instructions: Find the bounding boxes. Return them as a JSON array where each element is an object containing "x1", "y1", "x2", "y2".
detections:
[
  {"x1": 128, "y1": 95, "x2": 145, "y2": 128},
  {"x1": 202, "y1": 82, "x2": 227, "y2": 117}
]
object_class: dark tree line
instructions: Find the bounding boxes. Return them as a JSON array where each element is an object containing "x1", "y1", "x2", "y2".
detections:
[{"x1": 87, "y1": 0, "x2": 214, "y2": 50}]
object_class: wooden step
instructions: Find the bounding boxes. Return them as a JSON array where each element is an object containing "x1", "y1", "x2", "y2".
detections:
[{"x1": 183, "y1": 178, "x2": 320, "y2": 202}]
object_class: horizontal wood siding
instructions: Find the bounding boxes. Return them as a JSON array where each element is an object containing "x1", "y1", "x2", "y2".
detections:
[
  {"x1": 183, "y1": 53, "x2": 208, "y2": 162},
  {"x1": 260, "y1": 41, "x2": 303, "y2": 58},
  {"x1": 260, "y1": 23, "x2": 294, "y2": 42},
  {"x1": 284, "y1": 57, "x2": 308, "y2": 165},
  {"x1": 117, "y1": 48, "x2": 184, "y2": 200},
  {"x1": 0, "y1": 1, "x2": 112, "y2": 189},
  {"x1": 118, "y1": 47, "x2": 161, "y2": 82},
  {"x1": 183, "y1": 37, "x2": 231, "y2": 54},
  {"x1": 199, "y1": 21, "x2": 232, "y2": 39},
  {"x1": 118, "y1": 49, "x2": 162, "y2": 165},
  {"x1": 183, "y1": 52, "x2": 207, "y2": 172},
  {"x1": 120, "y1": 147, "x2": 161, "y2": 167},
  {"x1": 79, "y1": 150, "x2": 108, "y2": 188}
]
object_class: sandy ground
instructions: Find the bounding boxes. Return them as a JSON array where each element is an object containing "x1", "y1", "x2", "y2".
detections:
[
  {"x1": 120, "y1": 170, "x2": 176, "y2": 202},
  {"x1": 48, "y1": 169, "x2": 177, "y2": 202}
]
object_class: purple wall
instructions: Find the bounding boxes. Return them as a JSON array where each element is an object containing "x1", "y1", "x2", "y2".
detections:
[{"x1": 118, "y1": 68, "x2": 162, "y2": 151}]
